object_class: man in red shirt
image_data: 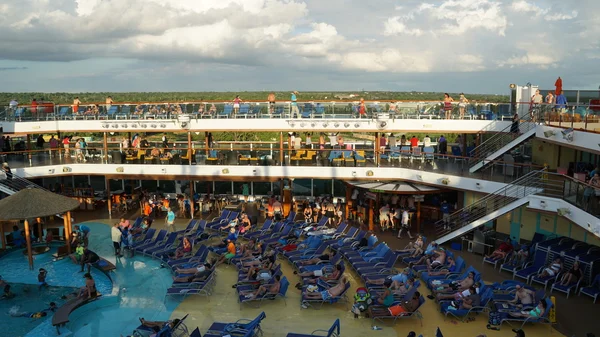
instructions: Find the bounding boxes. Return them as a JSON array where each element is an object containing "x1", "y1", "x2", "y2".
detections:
[
  {"x1": 486, "y1": 238, "x2": 513, "y2": 260},
  {"x1": 410, "y1": 135, "x2": 419, "y2": 148}
]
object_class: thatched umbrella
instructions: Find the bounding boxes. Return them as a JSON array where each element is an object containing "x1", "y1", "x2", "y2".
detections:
[{"x1": 0, "y1": 187, "x2": 80, "y2": 269}]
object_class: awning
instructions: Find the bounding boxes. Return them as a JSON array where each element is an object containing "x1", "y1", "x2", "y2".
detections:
[{"x1": 346, "y1": 181, "x2": 442, "y2": 194}]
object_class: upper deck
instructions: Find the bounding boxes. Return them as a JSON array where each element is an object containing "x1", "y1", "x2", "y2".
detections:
[
  {"x1": 2, "y1": 100, "x2": 514, "y2": 134},
  {"x1": 2, "y1": 99, "x2": 599, "y2": 135}
]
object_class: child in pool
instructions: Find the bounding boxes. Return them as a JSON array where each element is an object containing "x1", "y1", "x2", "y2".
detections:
[
  {"x1": 9, "y1": 302, "x2": 57, "y2": 319},
  {"x1": 38, "y1": 268, "x2": 48, "y2": 289}
]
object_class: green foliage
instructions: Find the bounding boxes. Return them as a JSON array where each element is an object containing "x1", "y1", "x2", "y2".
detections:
[{"x1": 0, "y1": 91, "x2": 509, "y2": 105}]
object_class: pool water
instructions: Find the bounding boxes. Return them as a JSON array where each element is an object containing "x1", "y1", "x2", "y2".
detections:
[
  {"x1": 0, "y1": 284, "x2": 78, "y2": 337},
  {"x1": 0, "y1": 222, "x2": 177, "y2": 337}
]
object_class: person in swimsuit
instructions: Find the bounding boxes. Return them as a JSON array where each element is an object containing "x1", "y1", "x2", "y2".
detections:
[
  {"x1": 302, "y1": 276, "x2": 349, "y2": 304},
  {"x1": 431, "y1": 271, "x2": 475, "y2": 296},
  {"x1": 443, "y1": 93, "x2": 454, "y2": 120},
  {"x1": 509, "y1": 299, "x2": 547, "y2": 319},
  {"x1": 240, "y1": 274, "x2": 281, "y2": 299},
  {"x1": 506, "y1": 285, "x2": 535, "y2": 309},
  {"x1": 79, "y1": 273, "x2": 97, "y2": 299},
  {"x1": 458, "y1": 93, "x2": 469, "y2": 119},
  {"x1": 296, "y1": 264, "x2": 342, "y2": 286}
]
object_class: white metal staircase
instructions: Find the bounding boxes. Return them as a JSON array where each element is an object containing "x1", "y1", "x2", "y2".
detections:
[
  {"x1": 0, "y1": 173, "x2": 46, "y2": 196},
  {"x1": 434, "y1": 170, "x2": 560, "y2": 245},
  {"x1": 469, "y1": 115, "x2": 538, "y2": 173}
]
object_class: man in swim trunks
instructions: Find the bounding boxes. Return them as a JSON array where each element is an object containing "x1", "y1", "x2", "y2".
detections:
[
  {"x1": 297, "y1": 264, "x2": 343, "y2": 286},
  {"x1": 296, "y1": 251, "x2": 334, "y2": 266},
  {"x1": 302, "y1": 276, "x2": 348, "y2": 307},
  {"x1": 240, "y1": 274, "x2": 281, "y2": 299}
]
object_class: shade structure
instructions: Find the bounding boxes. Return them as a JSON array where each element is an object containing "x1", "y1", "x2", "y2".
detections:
[
  {"x1": 0, "y1": 187, "x2": 80, "y2": 220},
  {"x1": 346, "y1": 181, "x2": 442, "y2": 194}
]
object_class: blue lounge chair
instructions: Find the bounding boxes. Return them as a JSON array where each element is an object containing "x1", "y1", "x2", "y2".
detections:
[
  {"x1": 353, "y1": 251, "x2": 399, "y2": 278},
  {"x1": 440, "y1": 288, "x2": 493, "y2": 322},
  {"x1": 131, "y1": 228, "x2": 157, "y2": 247},
  {"x1": 287, "y1": 245, "x2": 328, "y2": 265},
  {"x1": 514, "y1": 250, "x2": 548, "y2": 283},
  {"x1": 134, "y1": 229, "x2": 167, "y2": 252},
  {"x1": 330, "y1": 229, "x2": 366, "y2": 252},
  {"x1": 499, "y1": 297, "x2": 553, "y2": 330},
  {"x1": 551, "y1": 270, "x2": 584, "y2": 298},
  {"x1": 427, "y1": 266, "x2": 480, "y2": 291},
  {"x1": 579, "y1": 274, "x2": 600, "y2": 303},
  {"x1": 483, "y1": 250, "x2": 513, "y2": 270},
  {"x1": 165, "y1": 272, "x2": 215, "y2": 300},
  {"x1": 206, "y1": 312, "x2": 266, "y2": 336},
  {"x1": 168, "y1": 245, "x2": 209, "y2": 269},
  {"x1": 282, "y1": 237, "x2": 324, "y2": 258},
  {"x1": 301, "y1": 280, "x2": 350, "y2": 309},
  {"x1": 262, "y1": 225, "x2": 293, "y2": 246},
  {"x1": 286, "y1": 319, "x2": 340, "y2": 337},
  {"x1": 143, "y1": 232, "x2": 178, "y2": 256},
  {"x1": 370, "y1": 295, "x2": 426, "y2": 326},
  {"x1": 530, "y1": 266, "x2": 560, "y2": 291},
  {"x1": 218, "y1": 105, "x2": 233, "y2": 118},
  {"x1": 175, "y1": 220, "x2": 198, "y2": 236},
  {"x1": 238, "y1": 276, "x2": 289, "y2": 308},
  {"x1": 297, "y1": 254, "x2": 342, "y2": 273},
  {"x1": 347, "y1": 244, "x2": 390, "y2": 265},
  {"x1": 421, "y1": 256, "x2": 466, "y2": 285},
  {"x1": 242, "y1": 219, "x2": 272, "y2": 239},
  {"x1": 190, "y1": 328, "x2": 201, "y2": 337},
  {"x1": 131, "y1": 314, "x2": 189, "y2": 337}
]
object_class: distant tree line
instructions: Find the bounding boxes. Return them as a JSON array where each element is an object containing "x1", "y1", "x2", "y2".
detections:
[{"x1": 0, "y1": 91, "x2": 509, "y2": 105}]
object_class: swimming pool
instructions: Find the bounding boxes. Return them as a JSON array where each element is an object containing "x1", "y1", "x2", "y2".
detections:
[
  {"x1": 0, "y1": 222, "x2": 176, "y2": 337},
  {"x1": 0, "y1": 284, "x2": 78, "y2": 337}
]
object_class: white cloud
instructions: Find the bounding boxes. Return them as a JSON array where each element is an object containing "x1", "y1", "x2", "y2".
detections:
[
  {"x1": 384, "y1": 18, "x2": 423, "y2": 36},
  {"x1": 0, "y1": 0, "x2": 598, "y2": 92},
  {"x1": 383, "y1": 0, "x2": 508, "y2": 36},
  {"x1": 510, "y1": 0, "x2": 578, "y2": 21}
]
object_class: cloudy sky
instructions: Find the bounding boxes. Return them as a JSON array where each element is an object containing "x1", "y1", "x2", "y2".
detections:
[{"x1": 0, "y1": 0, "x2": 598, "y2": 93}]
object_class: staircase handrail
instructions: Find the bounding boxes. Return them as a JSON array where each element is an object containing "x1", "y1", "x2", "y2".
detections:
[
  {"x1": 438, "y1": 169, "x2": 546, "y2": 220},
  {"x1": 468, "y1": 113, "x2": 538, "y2": 166}
]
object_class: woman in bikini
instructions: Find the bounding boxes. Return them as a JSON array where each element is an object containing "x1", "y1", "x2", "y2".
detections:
[{"x1": 79, "y1": 273, "x2": 97, "y2": 299}]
